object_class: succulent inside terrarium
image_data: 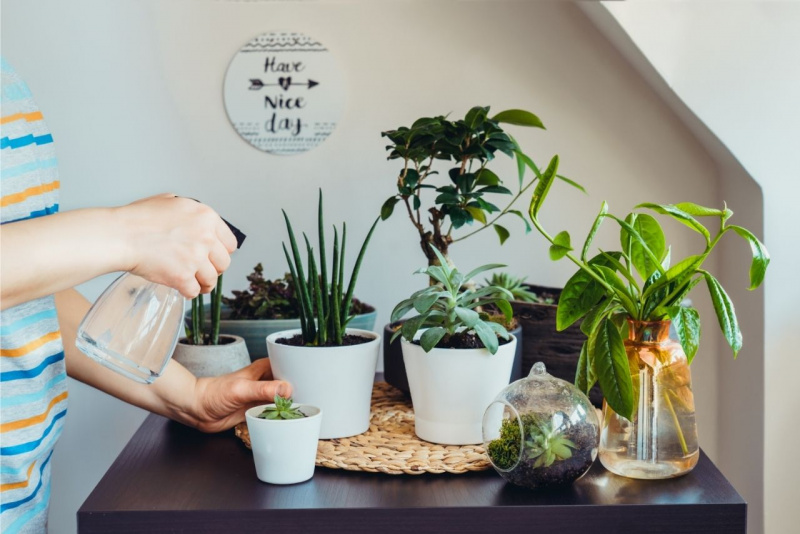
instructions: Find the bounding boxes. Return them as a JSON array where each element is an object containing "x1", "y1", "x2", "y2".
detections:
[
  {"x1": 257, "y1": 395, "x2": 306, "y2": 420},
  {"x1": 483, "y1": 362, "x2": 599, "y2": 489}
]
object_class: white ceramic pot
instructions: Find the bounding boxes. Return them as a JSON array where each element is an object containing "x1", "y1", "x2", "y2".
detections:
[
  {"x1": 245, "y1": 403, "x2": 322, "y2": 484},
  {"x1": 172, "y1": 335, "x2": 250, "y2": 377},
  {"x1": 401, "y1": 333, "x2": 517, "y2": 445},
  {"x1": 267, "y1": 329, "x2": 380, "y2": 439}
]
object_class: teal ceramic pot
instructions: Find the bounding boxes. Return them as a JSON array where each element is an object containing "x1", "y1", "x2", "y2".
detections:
[{"x1": 186, "y1": 305, "x2": 377, "y2": 361}]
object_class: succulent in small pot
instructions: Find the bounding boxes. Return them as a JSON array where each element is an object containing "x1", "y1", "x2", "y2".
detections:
[
  {"x1": 392, "y1": 248, "x2": 518, "y2": 445},
  {"x1": 268, "y1": 190, "x2": 381, "y2": 439},
  {"x1": 173, "y1": 274, "x2": 250, "y2": 377},
  {"x1": 483, "y1": 362, "x2": 599, "y2": 489},
  {"x1": 527, "y1": 154, "x2": 770, "y2": 479},
  {"x1": 245, "y1": 395, "x2": 322, "y2": 485}
]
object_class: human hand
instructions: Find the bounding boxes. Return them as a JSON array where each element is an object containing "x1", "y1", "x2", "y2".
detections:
[
  {"x1": 186, "y1": 359, "x2": 293, "y2": 433},
  {"x1": 116, "y1": 194, "x2": 237, "y2": 298}
]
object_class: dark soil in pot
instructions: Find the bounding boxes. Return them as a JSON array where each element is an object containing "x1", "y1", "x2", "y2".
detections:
[
  {"x1": 277, "y1": 334, "x2": 374, "y2": 347},
  {"x1": 411, "y1": 331, "x2": 513, "y2": 349},
  {"x1": 512, "y1": 284, "x2": 603, "y2": 407}
]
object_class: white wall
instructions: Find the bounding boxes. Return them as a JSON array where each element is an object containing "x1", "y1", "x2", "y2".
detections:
[
  {"x1": 599, "y1": 2, "x2": 800, "y2": 533},
  {"x1": 2, "y1": 1, "x2": 724, "y2": 532}
]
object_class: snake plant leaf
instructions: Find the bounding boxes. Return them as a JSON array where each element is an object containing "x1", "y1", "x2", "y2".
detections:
[
  {"x1": 729, "y1": 225, "x2": 770, "y2": 290},
  {"x1": 667, "y1": 306, "x2": 701, "y2": 364},
  {"x1": 591, "y1": 318, "x2": 633, "y2": 420},
  {"x1": 704, "y1": 273, "x2": 742, "y2": 358}
]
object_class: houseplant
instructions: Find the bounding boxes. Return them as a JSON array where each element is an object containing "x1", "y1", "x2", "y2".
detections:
[
  {"x1": 173, "y1": 274, "x2": 250, "y2": 377},
  {"x1": 379, "y1": 105, "x2": 585, "y2": 391},
  {"x1": 268, "y1": 190, "x2": 381, "y2": 439},
  {"x1": 392, "y1": 247, "x2": 518, "y2": 445},
  {"x1": 204, "y1": 264, "x2": 377, "y2": 360},
  {"x1": 527, "y1": 155, "x2": 770, "y2": 479},
  {"x1": 245, "y1": 395, "x2": 322, "y2": 484}
]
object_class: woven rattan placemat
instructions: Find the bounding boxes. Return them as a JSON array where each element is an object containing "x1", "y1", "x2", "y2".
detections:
[{"x1": 234, "y1": 381, "x2": 491, "y2": 475}]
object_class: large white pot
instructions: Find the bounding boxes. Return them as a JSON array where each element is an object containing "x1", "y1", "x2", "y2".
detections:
[
  {"x1": 172, "y1": 335, "x2": 250, "y2": 377},
  {"x1": 401, "y1": 334, "x2": 517, "y2": 445},
  {"x1": 245, "y1": 403, "x2": 322, "y2": 484},
  {"x1": 267, "y1": 329, "x2": 380, "y2": 439}
]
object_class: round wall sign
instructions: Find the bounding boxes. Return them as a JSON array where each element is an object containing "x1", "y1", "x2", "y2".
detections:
[{"x1": 223, "y1": 32, "x2": 345, "y2": 155}]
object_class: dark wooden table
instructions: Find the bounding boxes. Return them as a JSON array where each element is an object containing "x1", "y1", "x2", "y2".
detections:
[{"x1": 79, "y1": 414, "x2": 746, "y2": 534}]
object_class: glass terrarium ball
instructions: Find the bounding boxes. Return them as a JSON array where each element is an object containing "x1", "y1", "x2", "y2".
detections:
[{"x1": 482, "y1": 362, "x2": 599, "y2": 489}]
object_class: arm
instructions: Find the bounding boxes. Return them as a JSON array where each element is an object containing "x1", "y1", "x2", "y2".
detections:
[
  {"x1": 1, "y1": 194, "x2": 237, "y2": 310},
  {"x1": 56, "y1": 289, "x2": 291, "y2": 432}
]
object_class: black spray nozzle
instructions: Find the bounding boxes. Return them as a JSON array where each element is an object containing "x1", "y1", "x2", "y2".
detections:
[{"x1": 186, "y1": 197, "x2": 246, "y2": 249}]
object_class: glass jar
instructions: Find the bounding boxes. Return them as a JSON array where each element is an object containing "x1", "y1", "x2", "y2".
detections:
[
  {"x1": 482, "y1": 362, "x2": 599, "y2": 489},
  {"x1": 599, "y1": 320, "x2": 699, "y2": 479}
]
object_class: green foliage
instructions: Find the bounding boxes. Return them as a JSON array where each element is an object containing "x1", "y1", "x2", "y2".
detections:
[
  {"x1": 391, "y1": 247, "x2": 513, "y2": 354},
  {"x1": 186, "y1": 274, "x2": 224, "y2": 346},
  {"x1": 483, "y1": 273, "x2": 553, "y2": 304},
  {"x1": 256, "y1": 395, "x2": 306, "y2": 420},
  {"x1": 380, "y1": 106, "x2": 582, "y2": 265},
  {"x1": 487, "y1": 417, "x2": 522, "y2": 470},
  {"x1": 487, "y1": 414, "x2": 576, "y2": 470},
  {"x1": 527, "y1": 155, "x2": 770, "y2": 420},
  {"x1": 282, "y1": 190, "x2": 379, "y2": 346}
]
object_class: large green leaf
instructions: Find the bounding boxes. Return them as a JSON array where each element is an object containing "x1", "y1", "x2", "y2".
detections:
[
  {"x1": 420, "y1": 327, "x2": 447, "y2": 352},
  {"x1": 609, "y1": 214, "x2": 666, "y2": 277},
  {"x1": 575, "y1": 341, "x2": 597, "y2": 395},
  {"x1": 590, "y1": 318, "x2": 633, "y2": 419},
  {"x1": 674, "y1": 202, "x2": 728, "y2": 218},
  {"x1": 455, "y1": 306, "x2": 480, "y2": 328},
  {"x1": 528, "y1": 155, "x2": 559, "y2": 219},
  {"x1": 729, "y1": 225, "x2": 770, "y2": 289},
  {"x1": 704, "y1": 273, "x2": 743, "y2": 358},
  {"x1": 474, "y1": 320, "x2": 500, "y2": 355},
  {"x1": 628, "y1": 214, "x2": 666, "y2": 280},
  {"x1": 636, "y1": 203, "x2": 711, "y2": 243},
  {"x1": 401, "y1": 313, "x2": 431, "y2": 342},
  {"x1": 555, "y1": 253, "x2": 617, "y2": 331},
  {"x1": 491, "y1": 109, "x2": 545, "y2": 129},
  {"x1": 413, "y1": 291, "x2": 441, "y2": 314},
  {"x1": 667, "y1": 306, "x2": 701, "y2": 364},
  {"x1": 549, "y1": 230, "x2": 573, "y2": 261},
  {"x1": 582, "y1": 202, "x2": 608, "y2": 261}
]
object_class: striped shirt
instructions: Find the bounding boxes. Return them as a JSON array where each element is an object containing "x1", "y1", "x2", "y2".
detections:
[{"x1": 1, "y1": 57, "x2": 66, "y2": 534}]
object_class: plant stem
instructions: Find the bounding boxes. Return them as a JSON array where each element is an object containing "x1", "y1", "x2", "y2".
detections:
[{"x1": 663, "y1": 389, "x2": 689, "y2": 455}]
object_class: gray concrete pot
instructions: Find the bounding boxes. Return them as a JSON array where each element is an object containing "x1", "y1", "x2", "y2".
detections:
[{"x1": 172, "y1": 335, "x2": 250, "y2": 377}]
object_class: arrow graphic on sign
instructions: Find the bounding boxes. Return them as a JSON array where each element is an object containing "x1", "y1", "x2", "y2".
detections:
[{"x1": 249, "y1": 78, "x2": 320, "y2": 91}]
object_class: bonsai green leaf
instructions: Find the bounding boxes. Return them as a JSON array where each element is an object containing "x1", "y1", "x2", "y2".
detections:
[
  {"x1": 494, "y1": 224, "x2": 510, "y2": 245},
  {"x1": 582, "y1": 201, "x2": 608, "y2": 262},
  {"x1": 420, "y1": 327, "x2": 447, "y2": 352},
  {"x1": 555, "y1": 174, "x2": 586, "y2": 194},
  {"x1": 728, "y1": 225, "x2": 770, "y2": 289},
  {"x1": 667, "y1": 306, "x2": 701, "y2": 364},
  {"x1": 455, "y1": 306, "x2": 480, "y2": 328},
  {"x1": 465, "y1": 106, "x2": 489, "y2": 130},
  {"x1": 549, "y1": 230, "x2": 573, "y2": 261},
  {"x1": 591, "y1": 318, "x2": 633, "y2": 420},
  {"x1": 627, "y1": 213, "x2": 666, "y2": 280},
  {"x1": 636, "y1": 203, "x2": 711, "y2": 244},
  {"x1": 381, "y1": 197, "x2": 400, "y2": 220},
  {"x1": 704, "y1": 273, "x2": 743, "y2": 358},
  {"x1": 528, "y1": 155, "x2": 559, "y2": 220},
  {"x1": 507, "y1": 210, "x2": 532, "y2": 233},
  {"x1": 465, "y1": 206, "x2": 487, "y2": 224},
  {"x1": 515, "y1": 151, "x2": 527, "y2": 189},
  {"x1": 491, "y1": 109, "x2": 545, "y2": 129},
  {"x1": 475, "y1": 168, "x2": 501, "y2": 186},
  {"x1": 575, "y1": 341, "x2": 597, "y2": 395},
  {"x1": 474, "y1": 319, "x2": 500, "y2": 355}
]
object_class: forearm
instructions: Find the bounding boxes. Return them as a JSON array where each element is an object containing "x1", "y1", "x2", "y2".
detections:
[
  {"x1": 1, "y1": 208, "x2": 131, "y2": 310},
  {"x1": 56, "y1": 289, "x2": 202, "y2": 426}
]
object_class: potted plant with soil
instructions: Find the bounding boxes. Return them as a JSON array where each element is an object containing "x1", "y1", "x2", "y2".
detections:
[
  {"x1": 527, "y1": 155, "x2": 770, "y2": 479},
  {"x1": 173, "y1": 274, "x2": 250, "y2": 377},
  {"x1": 392, "y1": 247, "x2": 518, "y2": 445},
  {"x1": 379, "y1": 105, "x2": 585, "y2": 392},
  {"x1": 267, "y1": 190, "x2": 381, "y2": 440},
  {"x1": 245, "y1": 395, "x2": 322, "y2": 484},
  {"x1": 203, "y1": 264, "x2": 377, "y2": 360}
]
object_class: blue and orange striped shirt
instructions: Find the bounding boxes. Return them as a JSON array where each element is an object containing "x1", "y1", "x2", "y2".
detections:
[{"x1": 1, "y1": 57, "x2": 67, "y2": 534}]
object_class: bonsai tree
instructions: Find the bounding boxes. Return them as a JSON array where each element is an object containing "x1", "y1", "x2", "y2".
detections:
[
  {"x1": 222, "y1": 265, "x2": 373, "y2": 320},
  {"x1": 527, "y1": 155, "x2": 770, "y2": 420},
  {"x1": 391, "y1": 247, "x2": 515, "y2": 354},
  {"x1": 282, "y1": 190, "x2": 379, "y2": 346},
  {"x1": 186, "y1": 274, "x2": 224, "y2": 345},
  {"x1": 380, "y1": 105, "x2": 583, "y2": 268},
  {"x1": 256, "y1": 395, "x2": 306, "y2": 420}
]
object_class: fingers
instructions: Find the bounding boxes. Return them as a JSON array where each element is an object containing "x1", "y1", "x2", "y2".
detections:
[
  {"x1": 216, "y1": 219, "x2": 238, "y2": 253},
  {"x1": 177, "y1": 275, "x2": 201, "y2": 299},
  {"x1": 208, "y1": 241, "x2": 231, "y2": 275},
  {"x1": 232, "y1": 378, "x2": 292, "y2": 405},
  {"x1": 234, "y1": 358, "x2": 274, "y2": 381},
  {"x1": 196, "y1": 261, "x2": 219, "y2": 294}
]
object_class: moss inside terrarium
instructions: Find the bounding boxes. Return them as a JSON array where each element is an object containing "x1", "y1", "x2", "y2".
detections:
[{"x1": 487, "y1": 417, "x2": 522, "y2": 470}]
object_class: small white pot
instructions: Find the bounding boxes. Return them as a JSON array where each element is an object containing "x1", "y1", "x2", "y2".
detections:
[
  {"x1": 245, "y1": 403, "x2": 322, "y2": 484},
  {"x1": 172, "y1": 335, "x2": 250, "y2": 377},
  {"x1": 401, "y1": 333, "x2": 517, "y2": 445},
  {"x1": 267, "y1": 329, "x2": 380, "y2": 439}
]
